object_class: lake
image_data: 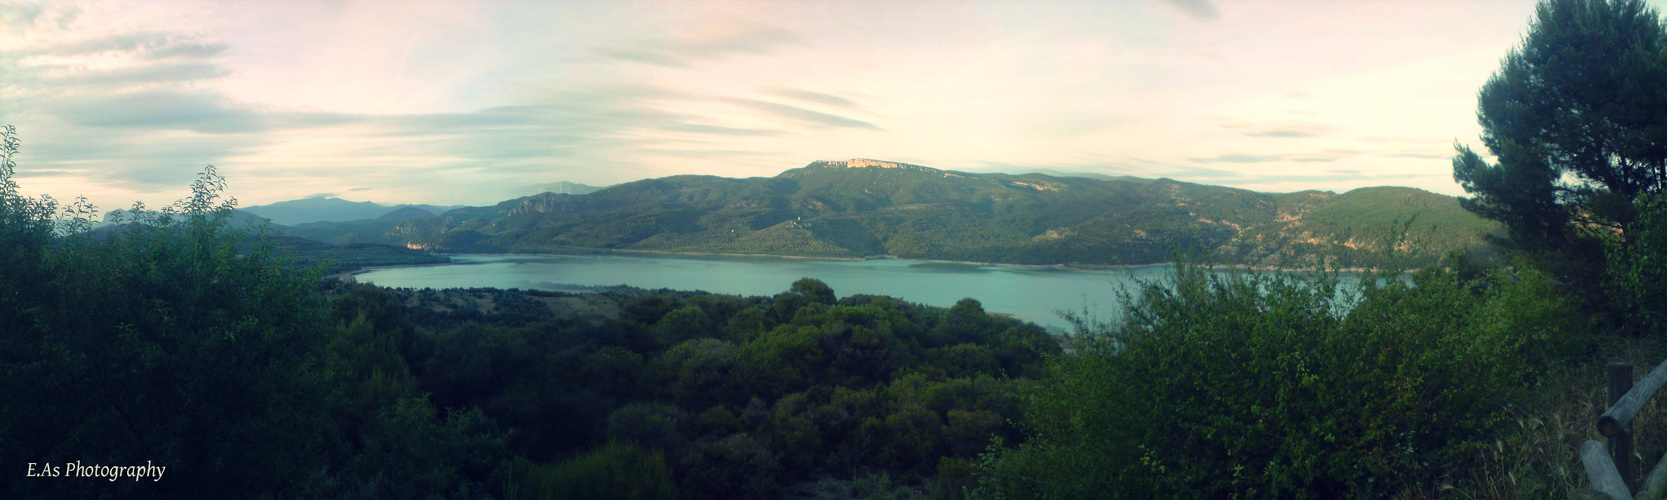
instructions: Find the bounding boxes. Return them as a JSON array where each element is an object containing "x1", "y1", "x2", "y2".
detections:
[{"x1": 354, "y1": 253, "x2": 1191, "y2": 330}]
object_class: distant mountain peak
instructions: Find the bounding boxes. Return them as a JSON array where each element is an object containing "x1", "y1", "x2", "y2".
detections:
[
  {"x1": 810, "y1": 159, "x2": 938, "y2": 171},
  {"x1": 525, "y1": 181, "x2": 603, "y2": 196}
]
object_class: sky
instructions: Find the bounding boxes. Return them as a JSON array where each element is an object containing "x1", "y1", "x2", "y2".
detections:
[{"x1": 2, "y1": 0, "x2": 1659, "y2": 211}]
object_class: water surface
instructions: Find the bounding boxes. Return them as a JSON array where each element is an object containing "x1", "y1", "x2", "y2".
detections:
[{"x1": 356, "y1": 254, "x2": 1185, "y2": 329}]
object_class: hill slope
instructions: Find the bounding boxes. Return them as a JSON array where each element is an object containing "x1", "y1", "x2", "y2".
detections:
[{"x1": 309, "y1": 159, "x2": 1498, "y2": 268}]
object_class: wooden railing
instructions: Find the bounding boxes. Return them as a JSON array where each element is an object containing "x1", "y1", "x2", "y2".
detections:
[{"x1": 1575, "y1": 360, "x2": 1667, "y2": 500}]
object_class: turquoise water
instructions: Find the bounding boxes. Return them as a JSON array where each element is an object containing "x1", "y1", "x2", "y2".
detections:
[{"x1": 354, "y1": 254, "x2": 1188, "y2": 329}]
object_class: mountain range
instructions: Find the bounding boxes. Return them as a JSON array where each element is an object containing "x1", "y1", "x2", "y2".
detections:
[
  {"x1": 241, "y1": 197, "x2": 467, "y2": 226},
  {"x1": 273, "y1": 159, "x2": 1498, "y2": 268}
]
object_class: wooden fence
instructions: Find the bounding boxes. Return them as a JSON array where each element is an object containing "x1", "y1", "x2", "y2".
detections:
[{"x1": 1574, "y1": 360, "x2": 1667, "y2": 500}]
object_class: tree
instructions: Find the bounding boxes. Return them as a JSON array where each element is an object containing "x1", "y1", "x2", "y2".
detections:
[
  {"x1": 0, "y1": 129, "x2": 348, "y2": 496},
  {"x1": 1453, "y1": 0, "x2": 1667, "y2": 312}
]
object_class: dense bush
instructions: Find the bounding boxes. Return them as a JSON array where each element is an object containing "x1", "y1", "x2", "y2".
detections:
[
  {"x1": 0, "y1": 130, "x2": 506, "y2": 498},
  {"x1": 0, "y1": 162, "x2": 344, "y2": 496},
  {"x1": 979, "y1": 262, "x2": 1581, "y2": 498},
  {"x1": 491, "y1": 442, "x2": 678, "y2": 500},
  {"x1": 1607, "y1": 192, "x2": 1667, "y2": 336},
  {"x1": 312, "y1": 270, "x2": 1062, "y2": 499}
]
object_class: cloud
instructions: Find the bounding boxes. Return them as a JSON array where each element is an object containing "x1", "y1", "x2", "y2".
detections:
[
  {"x1": 143, "y1": 41, "x2": 229, "y2": 60},
  {"x1": 25, "y1": 31, "x2": 225, "y2": 63},
  {"x1": 1216, "y1": 119, "x2": 1335, "y2": 138},
  {"x1": 1188, "y1": 48, "x2": 1227, "y2": 64},
  {"x1": 1253, "y1": 173, "x2": 1429, "y2": 183},
  {"x1": 21, "y1": 128, "x2": 269, "y2": 190},
  {"x1": 1389, "y1": 153, "x2": 1446, "y2": 159},
  {"x1": 764, "y1": 88, "x2": 861, "y2": 109},
  {"x1": 1162, "y1": 0, "x2": 1219, "y2": 21},
  {"x1": 0, "y1": 1, "x2": 43, "y2": 29},
  {"x1": 50, "y1": 62, "x2": 229, "y2": 87},
  {"x1": 1290, "y1": 157, "x2": 1338, "y2": 162},
  {"x1": 30, "y1": 31, "x2": 177, "y2": 56},
  {"x1": 1247, "y1": 128, "x2": 1324, "y2": 138},
  {"x1": 721, "y1": 98, "x2": 881, "y2": 130},
  {"x1": 1189, "y1": 154, "x2": 1281, "y2": 163},
  {"x1": 660, "y1": 122, "x2": 780, "y2": 136},
  {"x1": 10, "y1": 168, "x2": 77, "y2": 178},
  {"x1": 594, "y1": 22, "x2": 800, "y2": 67},
  {"x1": 1167, "y1": 165, "x2": 1243, "y2": 178},
  {"x1": 639, "y1": 148, "x2": 775, "y2": 159},
  {"x1": 1, "y1": 1, "x2": 73, "y2": 31},
  {"x1": 51, "y1": 91, "x2": 268, "y2": 134}
]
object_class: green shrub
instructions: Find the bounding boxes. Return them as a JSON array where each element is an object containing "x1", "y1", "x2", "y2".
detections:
[
  {"x1": 984, "y1": 261, "x2": 1580, "y2": 498},
  {"x1": 493, "y1": 442, "x2": 677, "y2": 500},
  {"x1": 1607, "y1": 192, "x2": 1667, "y2": 336},
  {"x1": 350, "y1": 397, "x2": 507, "y2": 499},
  {"x1": 0, "y1": 148, "x2": 345, "y2": 496}
]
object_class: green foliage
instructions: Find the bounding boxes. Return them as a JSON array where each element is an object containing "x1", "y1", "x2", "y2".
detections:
[
  {"x1": 492, "y1": 442, "x2": 678, "y2": 500},
  {"x1": 852, "y1": 471, "x2": 922, "y2": 500},
  {"x1": 1453, "y1": 0, "x2": 1667, "y2": 321},
  {"x1": 0, "y1": 159, "x2": 350, "y2": 496},
  {"x1": 0, "y1": 128, "x2": 511, "y2": 498},
  {"x1": 981, "y1": 261, "x2": 1580, "y2": 498},
  {"x1": 348, "y1": 397, "x2": 507, "y2": 499},
  {"x1": 278, "y1": 235, "x2": 449, "y2": 274},
  {"x1": 0, "y1": 126, "x2": 1060, "y2": 498},
  {"x1": 358, "y1": 280, "x2": 1053, "y2": 496},
  {"x1": 343, "y1": 278, "x2": 1056, "y2": 499},
  {"x1": 608, "y1": 403, "x2": 688, "y2": 451},
  {"x1": 1607, "y1": 192, "x2": 1667, "y2": 335},
  {"x1": 1222, "y1": 188, "x2": 1502, "y2": 269}
]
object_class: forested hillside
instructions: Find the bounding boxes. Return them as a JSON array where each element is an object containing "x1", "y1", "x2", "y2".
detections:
[
  {"x1": 333, "y1": 281, "x2": 1059, "y2": 499},
  {"x1": 307, "y1": 159, "x2": 1495, "y2": 268}
]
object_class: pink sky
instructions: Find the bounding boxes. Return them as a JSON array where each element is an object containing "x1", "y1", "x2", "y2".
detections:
[{"x1": 3, "y1": 0, "x2": 1655, "y2": 211}]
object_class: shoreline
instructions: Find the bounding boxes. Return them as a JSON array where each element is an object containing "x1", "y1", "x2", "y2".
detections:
[{"x1": 351, "y1": 247, "x2": 1389, "y2": 275}]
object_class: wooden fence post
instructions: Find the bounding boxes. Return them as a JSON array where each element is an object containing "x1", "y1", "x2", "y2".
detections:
[
  {"x1": 1583, "y1": 440, "x2": 1636, "y2": 500},
  {"x1": 1612, "y1": 362, "x2": 1638, "y2": 491}
]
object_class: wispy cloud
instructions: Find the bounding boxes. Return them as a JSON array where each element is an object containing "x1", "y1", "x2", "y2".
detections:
[
  {"x1": 721, "y1": 98, "x2": 881, "y2": 130},
  {"x1": 47, "y1": 62, "x2": 229, "y2": 88},
  {"x1": 594, "y1": 22, "x2": 800, "y2": 67},
  {"x1": 1190, "y1": 154, "x2": 1282, "y2": 164},
  {"x1": 10, "y1": 168, "x2": 78, "y2": 177},
  {"x1": 28, "y1": 31, "x2": 192, "y2": 57},
  {"x1": 1167, "y1": 165, "x2": 1243, "y2": 178},
  {"x1": 660, "y1": 122, "x2": 780, "y2": 136},
  {"x1": 1215, "y1": 118, "x2": 1336, "y2": 138},
  {"x1": 21, "y1": 127, "x2": 269, "y2": 189},
  {"x1": 764, "y1": 88, "x2": 862, "y2": 109},
  {"x1": 1162, "y1": 0, "x2": 1220, "y2": 21},
  {"x1": 51, "y1": 91, "x2": 268, "y2": 134},
  {"x1": 0, "y1": 1, "x2": 46, "y2": 30},
  {"x1": 1246, "y1": 128, "x2": 1326, "y2": 138}
]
